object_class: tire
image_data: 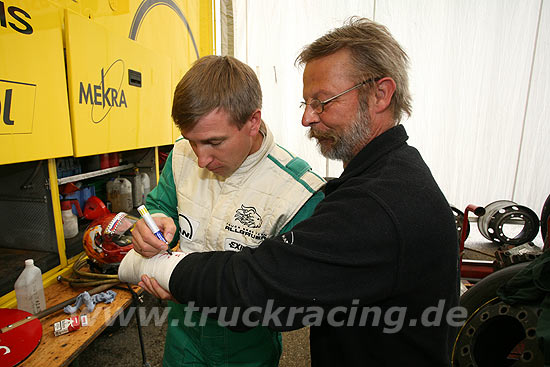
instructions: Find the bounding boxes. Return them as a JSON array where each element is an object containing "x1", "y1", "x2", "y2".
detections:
[
  {"x1": 454, "y1": 261, "x2": 541, "y2": 367},
  {"x1": 460, "y1": 262, "x2": 529, "y2": 314}
]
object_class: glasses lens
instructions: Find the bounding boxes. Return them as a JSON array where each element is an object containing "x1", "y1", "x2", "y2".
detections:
[
  {"x1": 300, "y1": 99, "x2": 323, "y2": 113},
  {"x1": 310, "y1": 99, "x2": 322, "y2": 113}
]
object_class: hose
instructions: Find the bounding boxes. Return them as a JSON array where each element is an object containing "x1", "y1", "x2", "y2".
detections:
[{"x1": 58, "y1": 253, "x2": 120, "y2": 287}]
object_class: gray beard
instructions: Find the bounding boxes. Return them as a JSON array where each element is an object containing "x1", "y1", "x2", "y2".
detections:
[{"x1": 309, "y1": 101, "x2": 372, "y2": 163}]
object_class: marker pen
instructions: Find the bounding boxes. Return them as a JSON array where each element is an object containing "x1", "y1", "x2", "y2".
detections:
[{"x1": 137, "y1": 205, "x2": 172, "y2": 255}]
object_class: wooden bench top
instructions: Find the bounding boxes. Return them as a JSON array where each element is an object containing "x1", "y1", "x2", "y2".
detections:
[{"x1": 22, "y1": 281, "x2": 139, "y2": 367}]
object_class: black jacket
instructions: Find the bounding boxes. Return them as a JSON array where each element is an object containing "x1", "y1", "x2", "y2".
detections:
[{"x1": 170, "y1": 125, "x2": 460, "y2": 366}]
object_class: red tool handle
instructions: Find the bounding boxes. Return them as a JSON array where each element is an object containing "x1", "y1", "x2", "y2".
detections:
[{"x1": 459, "y1": 204, "x2": 486, "y2": 268}]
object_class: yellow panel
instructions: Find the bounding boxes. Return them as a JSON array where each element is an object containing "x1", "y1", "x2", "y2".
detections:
[
  {"x1": 199, "y1": 0, "x2": 214, "y2": 57},
  {"x1": 65, "y1": 11, "x2": 172, "y2": 156},
  {"x1": 0, "y1": 1, "x2": 73, "y2": 164},
  {"x1": 55, "y1": 0, "x2": 130, "y2": 18},
  {"x1": 91, "y1": 0, "x2": 214, "y2": 142},
  {"x1": 0, "y1": 80, "x2": 35, "y2": 134}
]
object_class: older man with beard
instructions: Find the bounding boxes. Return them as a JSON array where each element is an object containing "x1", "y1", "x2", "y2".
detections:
[{"x1": 131, "y1": 17, "x2": 460, "y2": 366}]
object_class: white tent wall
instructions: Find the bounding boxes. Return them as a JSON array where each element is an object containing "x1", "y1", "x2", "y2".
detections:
[
  {"x1": 232, "y1": 0, "x2": 376, "y2": 178},
  {"x1": 513, "y1": 1, "x2": 550, "y2": 218},
  {"x1": 230, "y1": 0, "x2": 550, "y2": 216}
]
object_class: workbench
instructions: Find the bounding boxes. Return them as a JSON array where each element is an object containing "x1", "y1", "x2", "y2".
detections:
[{"x1": 21, "y1": 281, "x2": 139, "y2": 367}]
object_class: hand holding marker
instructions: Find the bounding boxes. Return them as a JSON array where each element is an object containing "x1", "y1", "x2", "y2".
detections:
[{"x1": 137, "y1": 205, "x2": 173, "y2": 255}]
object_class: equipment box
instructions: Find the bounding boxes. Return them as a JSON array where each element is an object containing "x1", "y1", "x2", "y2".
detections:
[
  {"x1": 0, "y1": 3, "x2": 73, "y2": 164},
  {"x1": 0, "y1": 0, "x2": 213, "y2": 309},
  {"x1": 64, "y1": 12, "x2": 173, "y2": 157}
]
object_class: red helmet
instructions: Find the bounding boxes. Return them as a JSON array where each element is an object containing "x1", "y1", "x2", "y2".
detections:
[{"x1": 83, "y1": 212, "x2": 137, "y2": 265}]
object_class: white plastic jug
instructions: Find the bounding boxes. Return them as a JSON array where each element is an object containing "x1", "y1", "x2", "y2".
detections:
[
  {"x1": 140, "y1": 172, "x2": 151, "y2": 203},
  {"x1": 61, "y1": 200, "x2": 82, "y2": 239},
  {"x1": 14, "y1": 259, "x2": 46, "y2": 314},
  {"x1": 111, "y1": 177, "x2": 133, "y2": 212},
  {"x1": 62, "y1": 209, "x2": 78, "y2": 239}
]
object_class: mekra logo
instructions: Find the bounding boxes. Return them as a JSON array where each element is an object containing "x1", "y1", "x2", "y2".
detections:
[
  {"x1": 234, "y1": 205, "x2": 262, "y2": 228},
  {"x1": 78, "y1": 59, "x2": 127, "y2": 123}
]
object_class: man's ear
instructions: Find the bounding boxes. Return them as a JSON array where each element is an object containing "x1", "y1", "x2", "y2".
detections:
[
  {"x1": 371, "y1": 77, "x2": 396, "y2": 114},
  {"x1": 248, "y1": 109, "x2": 262, "y2": 136}
]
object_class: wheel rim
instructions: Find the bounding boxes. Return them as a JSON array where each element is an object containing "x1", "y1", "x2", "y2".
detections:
[{"x1": 453, "y1": 298, "x2": 542, "y2": 367}]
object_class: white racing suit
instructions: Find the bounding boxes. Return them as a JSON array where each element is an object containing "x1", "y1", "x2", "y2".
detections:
[{"x1": 145, "y1": 124, "x2": 325, "y2": 366}]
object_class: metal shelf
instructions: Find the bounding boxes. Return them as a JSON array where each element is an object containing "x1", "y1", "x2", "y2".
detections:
[{"x1": 57, "y1": 163, "x2": 135, "y2": 184}]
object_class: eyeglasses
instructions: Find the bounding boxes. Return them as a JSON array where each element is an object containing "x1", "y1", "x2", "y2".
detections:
[{"x1": 300, "y1": 78, "x2": 380, "y2": 114}]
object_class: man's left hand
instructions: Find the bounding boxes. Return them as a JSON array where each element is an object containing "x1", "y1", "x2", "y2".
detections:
[{"x1": 139, "y1": 275, "x2": 177, "y2": 302}]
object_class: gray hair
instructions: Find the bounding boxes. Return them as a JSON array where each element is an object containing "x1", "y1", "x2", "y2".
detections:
[{"x1": 297, "y1": 17, "x2": 412, "y2": 123}]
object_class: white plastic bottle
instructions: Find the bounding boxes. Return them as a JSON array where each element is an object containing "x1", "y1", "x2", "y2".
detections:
[
  {"x1": 119, "y1": 177, "x2": 133, "y2": 212},
  {"x1": 106, "y1": 178, "x2": 119, "y2": 212},
  {"x1": 62, "y1": 207, "x2": 78, "y2": 238},
  {"x1": 14, "y1": 259, "x2": 46, "y2": 314},
  {"x1": 140, "y1": 172, "x2": 150, "y2": 203},
  {"x1": 61, "y1": 200, "x2": 81, "y2": 239},
  {"x1": 111, "y1": 177, "x2": 133, "y2": 212}
]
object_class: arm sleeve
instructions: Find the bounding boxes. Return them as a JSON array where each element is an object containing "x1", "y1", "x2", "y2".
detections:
[
  {"x1": 168, "y1": 185, "x2": 400, "y2": 331},
  {"x1": 278, "y1": 190, "x2": 324, "y2": 235},
  {"x1": 145, "y1": 150, "x2": 180, "y2": 247}
]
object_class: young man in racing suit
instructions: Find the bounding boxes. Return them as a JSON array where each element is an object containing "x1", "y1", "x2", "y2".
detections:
[{"x1": 130, "y1": 55, "x2": 325, "y2": 366}]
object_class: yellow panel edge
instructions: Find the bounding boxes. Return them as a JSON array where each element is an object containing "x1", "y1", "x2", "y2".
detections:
[{"x1": 48, "y1": 158, "x2": 68, "y2": 267}]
